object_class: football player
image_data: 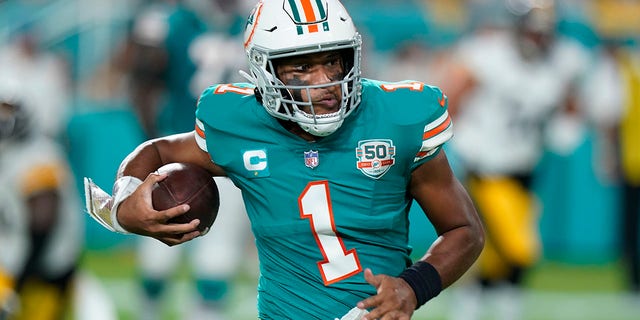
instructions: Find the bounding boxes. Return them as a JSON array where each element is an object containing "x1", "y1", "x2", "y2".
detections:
[
  {"x1": 582, "y1": 38, "x2": 640, "y2": 294},
  {"x1": 612, "y1": 45, "x2": 640, "y2": 295},
  {"x1": 85, "y1": 0, "x2": 484, "y2": 318},
  {"x1": 0, "y1": 81, "x2": 84, "y2": 320},
  {"x1": 440, "y1": 1, "x2": 592, "y2": 319}
]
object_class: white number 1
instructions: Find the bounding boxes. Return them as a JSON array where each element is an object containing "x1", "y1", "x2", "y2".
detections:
[{"x1": 299, "y1": 181, "x2": 362, "y2": 285}]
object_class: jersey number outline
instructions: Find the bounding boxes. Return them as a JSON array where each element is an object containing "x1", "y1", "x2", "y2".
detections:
[
  {"x1": 380, "y1": 81, "x2": 424, "y2": 92},
  {"x1": 214, "y1": 84, "x2": 254, "y2": 95},
  {"x1": 299, "y1": 181, "x2": 362, "y2": 285}
]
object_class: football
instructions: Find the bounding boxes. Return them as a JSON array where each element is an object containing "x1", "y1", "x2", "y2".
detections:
[{"x1": 152, "y1": 162, "x2": 219, "y2": 233}]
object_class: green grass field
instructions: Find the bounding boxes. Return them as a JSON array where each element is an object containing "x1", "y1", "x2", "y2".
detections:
[{"x1": 81, "y1": 249, "x2": 640, "y2": 320}]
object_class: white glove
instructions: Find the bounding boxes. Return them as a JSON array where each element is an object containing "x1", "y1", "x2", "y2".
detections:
[{"x1": 84, "y1": 176, "x2": 142, "y2": 234}]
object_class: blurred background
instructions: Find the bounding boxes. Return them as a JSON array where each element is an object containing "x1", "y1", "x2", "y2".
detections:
[{"x1": 0, "y1": 0, "x2": 638, "y2": 319}]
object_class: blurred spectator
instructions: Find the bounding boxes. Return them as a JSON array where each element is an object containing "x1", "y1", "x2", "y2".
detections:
[
  {"x1": 439, "y1": 1, "x2": 594, "y2": 319},
  {"x1": 614, "y1": 43, "x2": 640, "y2": 295},
  {"x1": 0, "y1": 79, "x2": 83, "y2": 320},
  {"x1": 0, "y1": 25, "x2": 72, "y2": 139},
  {"x1": 581, "y1": 38, "x2": 640, "y2": 293},
  {"x1": 581, "y1": 0, "x2": 640, "y2": 293}
]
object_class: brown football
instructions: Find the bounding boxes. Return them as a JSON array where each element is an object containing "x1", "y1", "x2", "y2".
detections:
[{"x1": 151, "y1": 162, "x2": 219, "y2": 233}]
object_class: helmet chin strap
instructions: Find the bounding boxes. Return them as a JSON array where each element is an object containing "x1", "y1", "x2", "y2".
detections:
[
  {"x1": 293, "y1": 109, "x2": 345, "y2": 137},
  {"x1": 241, "y1": 51, "x2": 358, "y2": 138},
  {"x1": 299, "y1": 120, "x2": 344, "y2": 137}
]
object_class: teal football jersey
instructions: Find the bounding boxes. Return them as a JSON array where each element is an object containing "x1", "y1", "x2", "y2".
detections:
[{"x1": 195, "y1": 79, "x2": 452, "y2": 319}]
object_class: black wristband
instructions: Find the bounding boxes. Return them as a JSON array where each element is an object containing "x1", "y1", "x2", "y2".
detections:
[{"x1": 398, "y1": 261, "x2": 442, "y2": 309}]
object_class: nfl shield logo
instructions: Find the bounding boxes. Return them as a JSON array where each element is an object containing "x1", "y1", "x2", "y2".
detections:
[{"x1": 304, "y1": 150, "x2": 319, "y2": 169}]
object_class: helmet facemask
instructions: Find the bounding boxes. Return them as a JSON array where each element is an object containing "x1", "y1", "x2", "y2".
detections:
[
  {"x1": 248, "y1": 39, "x2": 362, "y2": 136},
  {"x1": 242, "y1": 0, "x2": 363, "y2": 137}
]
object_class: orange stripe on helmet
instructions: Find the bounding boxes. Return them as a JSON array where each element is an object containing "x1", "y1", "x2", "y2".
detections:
[
  {"x1": 244, "y1": 1, "x2": 265, "y2": 49},
  {"x1": 301, "y1": 0, "x2": 319, "y2": 33}
]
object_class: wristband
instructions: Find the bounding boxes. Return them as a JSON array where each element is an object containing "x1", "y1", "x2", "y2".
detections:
[
  {"x1": 398, "y1": 261, "x2": 442, "y2": 309},
  {"x1": 110, "y1": 176, "x2": 143, "y2": 233}
]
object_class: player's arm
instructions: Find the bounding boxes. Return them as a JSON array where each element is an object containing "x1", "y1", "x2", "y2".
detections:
[
  {"x1": 358, "y1": 151, "x2": 484, "y2": 319},
  {"x1": 84, "y1": 131, "x2": 223, "y2": 245},
  {"x1": 408, "y1": 150, "x2": 484, "y2": 285},
  {"x1": 115, "y1": 131, "x2": 225, "y2": 246},
  {"x1": 116, "y1": 131, "x2": 223, "y2": 180}
]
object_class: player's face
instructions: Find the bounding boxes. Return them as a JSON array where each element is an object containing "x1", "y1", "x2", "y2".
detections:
[
  {"x1": 517, "y1": 28, "x2": 554, "y2": 60},
  {"x1": 275, "y1": 51, "x2": 344, "y2": 115},
  {"x1": 0, "y1": 102, "x2": 16, "y2": 125}
]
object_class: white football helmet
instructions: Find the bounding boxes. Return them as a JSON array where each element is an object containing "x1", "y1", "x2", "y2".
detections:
[{"x1": 243, "y1": 0, "x2": 362, "y2": 136}]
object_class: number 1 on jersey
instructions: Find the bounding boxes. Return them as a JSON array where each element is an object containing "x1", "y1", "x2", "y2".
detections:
[{"x1": 299, "y1": 181, "x2": 362, "y2": 285}]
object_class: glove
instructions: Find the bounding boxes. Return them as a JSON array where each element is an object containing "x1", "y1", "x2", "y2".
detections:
[{"x1": 84, "y1": 176, "x2": 141, "y2": 233}]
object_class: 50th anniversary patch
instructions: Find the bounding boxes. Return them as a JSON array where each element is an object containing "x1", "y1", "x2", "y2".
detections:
[{"x1": 355, "y1": 139, "x2": 396, "y2": 179}]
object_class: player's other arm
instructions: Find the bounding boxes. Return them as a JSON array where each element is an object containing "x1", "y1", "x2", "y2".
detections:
[
  {"x1": 358, "y1": 151, "x2": 483, "y2": 319},
  {"x1": 115, "y1": 131, "x2": 224, "y2": 245},
  {"x1": 409, "y1": 151, "x2": 484, "y2": 288}
]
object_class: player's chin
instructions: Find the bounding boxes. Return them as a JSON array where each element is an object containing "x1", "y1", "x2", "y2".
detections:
[{"x1": 312, "y1": 100, "x2": 340, "y2": 113}]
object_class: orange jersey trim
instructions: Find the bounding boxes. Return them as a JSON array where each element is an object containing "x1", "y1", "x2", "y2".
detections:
[
  {"x1": 195, "y1": 124, "x2": 206, "y2": 139},
  {"x1": 423, "y1": 114, "x2": 452, "y2": 140}
]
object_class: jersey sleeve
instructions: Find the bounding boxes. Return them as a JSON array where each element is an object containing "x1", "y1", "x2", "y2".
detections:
[
  {"x1": 194, "y1": 86, "x2": 216, "y2": 153},
  {"x1": 413, "y1": 107, "x2": 452, "y2": 163},
  {"x1": 194, "y1": 83, "x2": 257, "y2": 153},
  {"x1": 407, "y1": 84, "x2": 453, "y2": 170},
  {"x1": 195, "y1": 117, "x2": 208, "y2": 152}
]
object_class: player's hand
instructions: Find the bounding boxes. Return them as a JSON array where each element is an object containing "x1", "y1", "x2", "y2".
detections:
[
  {"x1": 357, "y1": 268, "x2": 417, "y2": 320},
  {"x1": 117, "y1": 172, "x2": 201, "y2": 246}
]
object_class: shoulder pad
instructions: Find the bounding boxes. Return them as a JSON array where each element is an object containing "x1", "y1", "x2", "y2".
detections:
[
  {"x1": 196, "y1": 83, "x2": 256, "y2": 122},
  {"x1": 362, "y1": 79, "x2": 448, "y2": 125}
]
